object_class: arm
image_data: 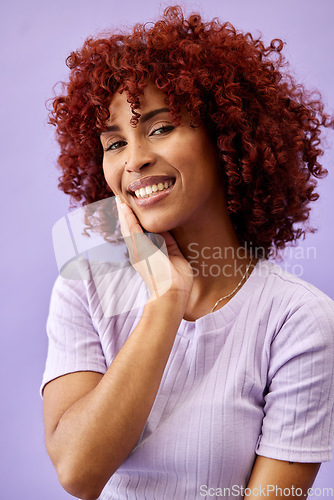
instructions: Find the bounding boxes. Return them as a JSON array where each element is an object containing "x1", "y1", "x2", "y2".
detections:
[
  {"x1": 44, "y1": 292, "x2": 187, "y2": 500},
  {"x1": 246, "y1": 456, "x2": 320, "y2": 498},
  {"x1": 43, "y1": 200, "x2": 193, "y2": 500}
]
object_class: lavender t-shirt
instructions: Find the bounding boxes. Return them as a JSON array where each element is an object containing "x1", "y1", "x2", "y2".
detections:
[{"x1": 41, "y1": 259, "x2": 334, "y2": 499}]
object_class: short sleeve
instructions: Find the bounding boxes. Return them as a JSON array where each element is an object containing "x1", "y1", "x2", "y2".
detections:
[
  {"x1": 40, "y1": 275, "x2": 107, "y2": 396},
  {"x1": 256, "y1": 294, "x2": 334, "y2": 462}
]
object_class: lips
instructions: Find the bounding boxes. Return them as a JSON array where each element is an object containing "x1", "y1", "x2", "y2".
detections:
[
  {"x1": 127, "y1": 176, "x2": 176, "y2": 194},
  {"x1": 126, "y1": 175, "x2": 176, "y2": 208}
]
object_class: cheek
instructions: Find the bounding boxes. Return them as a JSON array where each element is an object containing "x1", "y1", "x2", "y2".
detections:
[
  {"x1": 177, "y1": 128, "x2": 217, "y2": 168},
  {"x1": 103, "y1": 162, "x2": 119, "y2": 192}
]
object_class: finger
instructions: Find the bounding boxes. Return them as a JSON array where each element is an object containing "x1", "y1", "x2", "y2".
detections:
[
  {"x1": 159, "y1": 231, "x2": 183, "y2": 257},
  {"x1": 124, "y1": 233, "x2": 162, "y2": 264},
  {"x1": 115, "y1": 196, "x2": 130, "y2": 238},
  {"x1": 115, "y1": 198, "x2": 155, "y2": 265},
  {"x1": 115, "y1": 199, "x2": 172, "y2": 297},
  {"x1": 121, "y1": 202, "x2": 143, "y2": 235},
  {"x1": 120, "y1": 203, "x2": 144, "y2": 263}
]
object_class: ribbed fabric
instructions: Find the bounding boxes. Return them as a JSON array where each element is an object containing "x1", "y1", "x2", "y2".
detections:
[{"x1": 41, "y1": 259, "x2": 334, "y2": 499}]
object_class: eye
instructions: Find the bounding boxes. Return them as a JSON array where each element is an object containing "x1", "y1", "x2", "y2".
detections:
[
  {"x1": 104, "y1": 140, "x2": 127, "y2": 152},
  {"x1": 150, "y1": 125, "x2": 175, "y2": 136}
]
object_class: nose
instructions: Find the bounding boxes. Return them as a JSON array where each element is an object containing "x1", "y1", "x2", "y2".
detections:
[{"x1": 124, "y1": 140, "x2": 156, "y2": 173}]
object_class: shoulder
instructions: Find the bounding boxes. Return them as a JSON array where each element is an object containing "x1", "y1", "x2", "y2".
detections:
[
  {"x1": 252, "y1": 258, "x2": 334, "y2": 313},
  {"x1": 50, "y1": 257, "x2": 148, "y2": 320},
  {"x1": 253, "y1": 265, "x2": 334, "y2": 463},
  {"x1": 255, "y1": 261, "x2": 334, "y2": 360},
  {"x1": 240, "y1": 259, "x2": 334, "y2": 349}
]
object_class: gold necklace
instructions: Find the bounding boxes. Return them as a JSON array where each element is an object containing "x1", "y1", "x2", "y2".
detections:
[{"x1": 211, "y1": 258, "x2": 253, "y2": 313}]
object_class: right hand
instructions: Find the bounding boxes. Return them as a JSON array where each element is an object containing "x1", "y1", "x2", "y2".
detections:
[{"x1": 116, "y1": 197, "x2": 193, "y2": 303}]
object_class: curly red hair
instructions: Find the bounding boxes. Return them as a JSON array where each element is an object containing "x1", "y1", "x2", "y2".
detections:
[{"x1": 49, "y1": 5, "x2": 333, "y2": 257}]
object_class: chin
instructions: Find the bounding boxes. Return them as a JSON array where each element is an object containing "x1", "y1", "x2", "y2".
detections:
[
  {"x1": 141, "y1": 222, "x2": 170, "y2": 234},
  {"x1": 138, "y1": 216, "x2": 174, "y2": 235}
]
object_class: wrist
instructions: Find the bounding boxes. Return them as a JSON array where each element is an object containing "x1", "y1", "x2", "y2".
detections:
[{"x1": 144, "y1": 288, "x2": 188, "y2": 318}]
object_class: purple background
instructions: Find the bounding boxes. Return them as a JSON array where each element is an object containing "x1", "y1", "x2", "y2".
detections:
[{"x1": 1, "y1": 1, "x2": 333, "y2": 498}]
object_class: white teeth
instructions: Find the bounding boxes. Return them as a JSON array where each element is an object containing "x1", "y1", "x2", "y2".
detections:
[{"x1": 134, "y1": 180, "x2": 173, "y2": 199}]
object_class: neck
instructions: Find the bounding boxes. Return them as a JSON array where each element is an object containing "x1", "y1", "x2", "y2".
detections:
[{"x1": 170, "y1": 205, "x2": 254, "y2": 320}]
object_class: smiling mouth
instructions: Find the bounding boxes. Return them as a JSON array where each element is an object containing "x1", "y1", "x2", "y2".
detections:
[
  {"x1": 134, "y1": 180, "x2": 174, "y2": 198},
  {"x1": 128, "y1": 176, "x2": 176, "y2": 199}
]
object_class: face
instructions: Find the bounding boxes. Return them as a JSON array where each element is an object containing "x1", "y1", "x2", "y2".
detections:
[{"x1": 100, "y1": 83, "x2": 225, "y2": 234}]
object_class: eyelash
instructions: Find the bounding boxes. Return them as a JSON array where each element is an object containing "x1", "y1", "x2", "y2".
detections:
[
  {"x1": 151, "y1": 124, "x2": 174, "y2": 136},
  {"x1": 104, "y1": 125, "x2": 174, "y2": 152}
]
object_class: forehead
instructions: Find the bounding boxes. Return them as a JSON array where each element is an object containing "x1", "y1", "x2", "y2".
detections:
[{"x1": 107, "y1": 83, "x2": 168, "y2": 123}]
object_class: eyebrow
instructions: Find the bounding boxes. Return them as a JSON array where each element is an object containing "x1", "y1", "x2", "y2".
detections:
[{"x1": 101, "y1": 107, "x2": 170, "y2": 134}]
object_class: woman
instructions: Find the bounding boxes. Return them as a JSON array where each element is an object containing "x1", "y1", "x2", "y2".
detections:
[{"x1": 42, "y1": 6, "x2": 334, "y2": 499}]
